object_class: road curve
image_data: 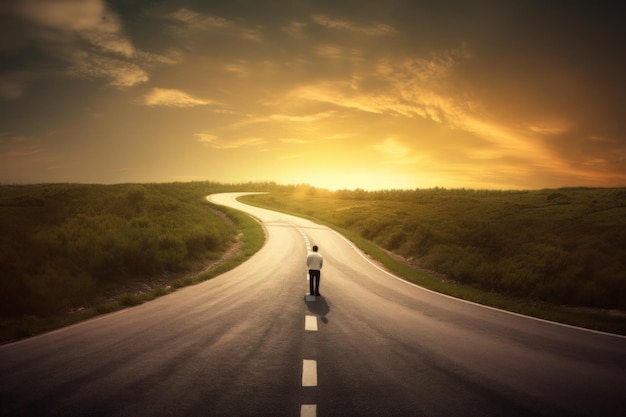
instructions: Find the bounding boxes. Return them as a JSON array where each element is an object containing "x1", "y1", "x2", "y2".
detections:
[{"x1": 1, "y1": 192, "x2": 625, "y2": 417}]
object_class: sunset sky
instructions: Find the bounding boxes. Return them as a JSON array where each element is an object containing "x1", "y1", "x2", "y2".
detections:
[{"x1": 1, "y1": 0, "x2": 625, "y2": 190}]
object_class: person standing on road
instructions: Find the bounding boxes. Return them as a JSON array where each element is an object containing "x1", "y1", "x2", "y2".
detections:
[{"x1": 306, "y1": 245, "x2": 324, "y2": 296}]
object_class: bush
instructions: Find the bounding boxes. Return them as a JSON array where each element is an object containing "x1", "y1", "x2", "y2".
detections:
[
  {"x1": 243, "y1": 186, "x2": 626, "y2": 309},
  {"x1": 120, "y1": 294, "x2": 142, "y2": 307},
  {"x1": 0, "y1": 182, "x2": 251, "y2": 318}
]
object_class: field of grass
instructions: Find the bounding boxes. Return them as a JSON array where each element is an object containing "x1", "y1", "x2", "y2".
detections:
[
  {"x1": 2, "y1": 182, "x2": 625, "y2": 341},
  {"x1": 0, "y1": 182, "x2": 269, "y2": 343},
  {"x1": 241, "y1": 185, "x2": 626, "y2": 334}
]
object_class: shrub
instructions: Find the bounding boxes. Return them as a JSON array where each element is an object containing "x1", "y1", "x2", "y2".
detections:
[
  {"x1": 0, "y1": 182, "x2": 248, "y2": 318},
  {"x1": 119, "y1": 294, "x2": 142, "y2": 307},
  {"x1": 243, "y1": 186, "x2": 626, "y2": 309}
]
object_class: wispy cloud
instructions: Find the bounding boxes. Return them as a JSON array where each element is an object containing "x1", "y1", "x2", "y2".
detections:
[
  {"x1": 285, "y1": 48, "x2": 566, "y2": 173},
  {"x1": 373, "y1": 138, "x2": 410, "y2": 159},
  {"x1": 283, "y1": 20, "x2": 308, "y2": 39},
  {"x1": 370, "y1": 137, "x2": 421, "y2": 167},
  {"x1": 288, "y1": 83, "x2": 383, "y2": 115},
  {"x1": 168, "y1": 8, "x2": 262, "y2": 42},
  {"x1": 12, "y1": 0, "x2": 135, "y2": 57},
  {"x1": 3, "y1": 0, "x2": 148, "y2": 89},
  {"x1": 144, "y1": 88, "x2": 214, "y2": 107},
  {"x1": 223, "y1": 62, "x2": 250, "y2": 77},
  {"x1": 268, "y1": 112, "x2": 336, "y2": 123},
  {"x1": 72, "y1": 53, "x2": 148, "y2": 88},
  {"x1": 312, "y1": 15, "x2": 396, "y2": 36},
  {"x1": 169, "y1": 8, "x2": 230, "y2": 30},
  {"x1": 195, "y1": 133, "x2": 264, "y2": 149},
  {"x1": 280, "y1": 138, "x2": 308, "y2": 144}
]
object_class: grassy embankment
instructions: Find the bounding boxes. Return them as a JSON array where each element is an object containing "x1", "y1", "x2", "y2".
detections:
[
  {"x1": 241, "y1": 186, "x2": 626, "y2": 335},
  {"x1": 0, "y1": 182, "x2": 268, "y2": 343}
]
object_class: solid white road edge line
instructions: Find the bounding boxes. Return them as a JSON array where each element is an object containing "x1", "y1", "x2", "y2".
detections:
[{"x1": 325, "y1": 224, "x2": 626, "y2": 339}]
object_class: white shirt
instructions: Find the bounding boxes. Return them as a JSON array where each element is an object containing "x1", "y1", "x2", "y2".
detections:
[{"x1": 306, "y1": 251, "x2": 323, "y2": 270}]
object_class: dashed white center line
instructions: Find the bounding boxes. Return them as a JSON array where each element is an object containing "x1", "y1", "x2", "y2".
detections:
[
  {"x1": 300, "y1": 228, "x2": 318, "y2": 416},
  {"x1": 300, "y1": 404, "x2": 317, "y2": 417},
  {"x1": 305, "y1": 315, "x2": 318, "y2": 331},
  {"x1": 302, "y1": 359, "x2": 318, "y2": 387}
]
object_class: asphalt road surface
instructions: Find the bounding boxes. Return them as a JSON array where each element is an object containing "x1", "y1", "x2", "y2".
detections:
[{"x1": 1, "y1": 192, "x2": 625, "y2": 417}]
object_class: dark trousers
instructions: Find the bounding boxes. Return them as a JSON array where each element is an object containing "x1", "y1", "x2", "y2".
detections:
[{"x1": 309, "y1": 269, "x2": 321, "y2": 295}]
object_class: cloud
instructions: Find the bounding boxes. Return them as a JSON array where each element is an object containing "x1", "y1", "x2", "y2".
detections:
[
  {"x1": 286, "y1": 47, "x2": 561, "y2": 161},
  {"x1": 283, "y1": 20, "x2": 308, "y2": 39},
  {"x1": 11, "y1": 0, "x2": 135, "y2": 57},
  {"x1": 167, "y1": 8, "x2": 262, "y2": 42},
  {"x1": 144, "y1": 88, "x2": 214, "y2": 107},
  {"x1": 312, "y1": 15, "x2": 396, "y2": 36},
  {"x1": 280, "y1": 138, "x2": 308, "y2": 144},
  {"x1": 527, "y1": 121, "x2": 571, "y2": 136},
  {"x1": 268, "y1": 111, "x2": 336, "y2": 123},
  {"x1": 373, "y1": 138, "x2": 410, "y2": 159},
  {"x1": 315, "y1": 45, "x2": 364, "y2": 61},
  {"x1": 195, "y1": 133, "x2": 264, "y2": 149},
  {"x1": 371, "y1": 137, "x2": 421, "y2": 166},
  {"x1": 223, "y1": 62, "x2": 252, "y2": 77},
  {"x1": 72, "y1": 53, "x2": 148, "y2": 88},
  {"x1": 284, "y1": 49, "x2": 465, "y2": 120},
  {"x1": 289, "y1": 83, "x2": 382, "y2": 115},
  {"x1": 0, "y1": 0, "x2": 152, "y2": 91},
  {"x1": 169, "y1": 8, "x2": 230, "y2": 30}
]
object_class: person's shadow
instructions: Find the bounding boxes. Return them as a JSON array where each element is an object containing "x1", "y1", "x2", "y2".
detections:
[{"x1": 304, "y1": 295, "x2": 330, "y2": 324}]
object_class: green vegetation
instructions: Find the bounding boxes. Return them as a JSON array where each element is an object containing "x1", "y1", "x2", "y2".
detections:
[
  {"x1": 0, "y1": 182, "x2": 269, "y2": 343},
  {"x1": 2, "y1": 182, "x2": 625, "y2": 340},
  {"x1": 241, "y1": 185, "x2": 626, "y2": 334}
]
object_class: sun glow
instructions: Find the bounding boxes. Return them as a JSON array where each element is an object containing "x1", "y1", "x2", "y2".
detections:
[{"x1": 1, "y1": 1, "x2": 624, "y2": 189}]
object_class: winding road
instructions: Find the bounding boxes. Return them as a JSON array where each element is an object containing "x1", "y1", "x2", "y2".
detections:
[{"x1": 1, "y1": 192, "x2": 625, "y2": 417}]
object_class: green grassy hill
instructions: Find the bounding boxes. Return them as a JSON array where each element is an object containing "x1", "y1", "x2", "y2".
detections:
[
  {"x1": 0, "y1": 182, "x2": 267, "y2": 342},
  {"x1": 242, "y1": 186, "x2": 626, "y2": 334},
  {"x1": 2, "y1": 182, "x2": 625, "y2": 340}
]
